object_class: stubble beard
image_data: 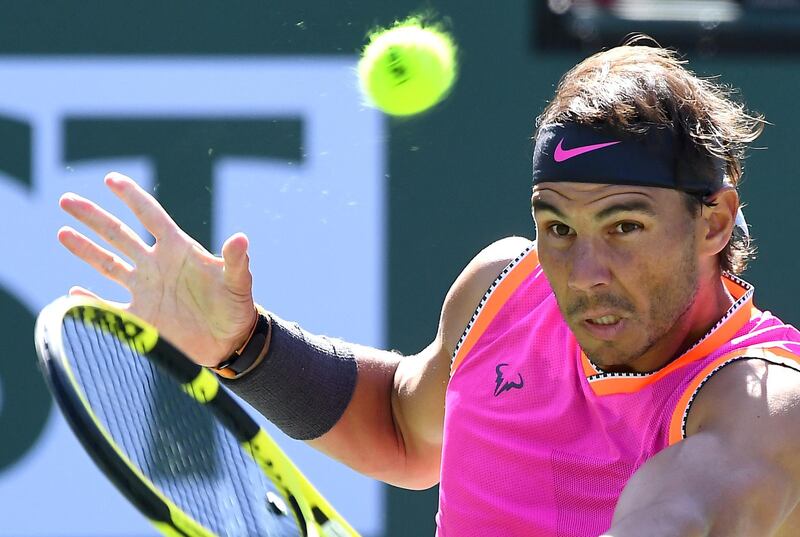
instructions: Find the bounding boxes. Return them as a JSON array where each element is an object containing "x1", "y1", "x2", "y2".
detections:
[
  {"x1": 613, "y1": 260, "x2": 699, "y2": 370},
  {"x1": 570, "y1": 236, "x2": 701, "y2": 371}
]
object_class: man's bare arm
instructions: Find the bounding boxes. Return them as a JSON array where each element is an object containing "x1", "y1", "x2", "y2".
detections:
[
  {"x1": 57, "y1": 173, "x2": 531, "y2": 489},
  {"x1": 604, "y1": 359, "x2": 800, "y2": 537},
  {"x1": 308, "y1": 237, "x2": 532, "y2": 489}
]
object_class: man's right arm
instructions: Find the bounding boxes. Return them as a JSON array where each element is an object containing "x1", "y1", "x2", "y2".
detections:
[
  {"x1": 306, "y1": 236, "x2": 532, "y2": 489},
  {"x1": 57, "y1": 173, "x2": 530, "y2": 489}
]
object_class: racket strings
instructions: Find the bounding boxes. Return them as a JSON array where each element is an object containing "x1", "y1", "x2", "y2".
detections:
[
  {"x1": 63, "y1": 317, "x2": 298, "y2": 536},
  {"x1": 69, "y1": 318, "x2": 238, "y2": 528}
]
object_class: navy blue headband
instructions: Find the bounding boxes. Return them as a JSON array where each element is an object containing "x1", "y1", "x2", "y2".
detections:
[
  {"x1": 532, "y1": 123, "x2": 726, "y2": 196},
  {"x1": 532, "y1": 123, "x2": 749, "y2": 238}
]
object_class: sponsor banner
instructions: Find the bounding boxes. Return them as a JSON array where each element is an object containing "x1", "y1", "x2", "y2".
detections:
[{"x1": 0, "y1": 58, "x2": 385, "y2": 536}]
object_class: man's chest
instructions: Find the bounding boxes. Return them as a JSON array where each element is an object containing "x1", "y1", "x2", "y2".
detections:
[{"x1": 439, "y1": 350, "x2": 679, "y2": 536}]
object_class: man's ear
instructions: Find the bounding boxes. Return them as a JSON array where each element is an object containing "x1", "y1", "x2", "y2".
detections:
[{"x1": 700, "y1": 186, "x2": 738, "y2": 257}]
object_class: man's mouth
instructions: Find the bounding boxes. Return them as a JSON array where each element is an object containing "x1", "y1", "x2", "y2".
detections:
[
  {"x1": 581, "y1": 313, "x2": 628, "y2": 341},
  {"x1": 587, "y1": 315, "x2": 621, "y2": 325}
]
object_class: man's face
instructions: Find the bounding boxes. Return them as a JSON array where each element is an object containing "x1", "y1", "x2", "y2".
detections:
[{"x1": 532, "y1": 182, "x2": 702, "y2": 372}]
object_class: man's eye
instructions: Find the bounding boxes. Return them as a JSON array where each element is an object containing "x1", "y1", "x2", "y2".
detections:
[
  {"x1": 549, "y1": 223, "x2": 573, "y2": 237},
  {"x1": 614, "y1": 222, "x2": 642, "y2": 234}
]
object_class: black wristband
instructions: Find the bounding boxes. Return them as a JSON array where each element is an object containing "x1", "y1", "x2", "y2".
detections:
[
  {"x1": 212, "y1": 311, "x2": 271, "y2": 380},
  {"x1": 218, "y1": 314, "x2": 358, "y2": 441}
]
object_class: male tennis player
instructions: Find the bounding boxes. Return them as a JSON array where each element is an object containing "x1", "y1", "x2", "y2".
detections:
[{"x1": 58, "y1": 43, "x2": 800, "y2": 536}]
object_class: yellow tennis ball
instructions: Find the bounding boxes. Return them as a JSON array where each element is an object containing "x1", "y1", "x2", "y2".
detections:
[{"x1": 358, "y1": 21, "x2": 457, "y2": 116}]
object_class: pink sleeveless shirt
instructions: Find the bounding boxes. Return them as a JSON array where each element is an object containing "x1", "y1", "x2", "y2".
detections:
[{"x1": 436, "y1": 243, "x2": 800, "y2": 537}]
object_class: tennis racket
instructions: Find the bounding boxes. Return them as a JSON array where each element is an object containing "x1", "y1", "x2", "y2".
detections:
[{"x1": 34, "y1": 295, "x2": 359, "y2": 537}]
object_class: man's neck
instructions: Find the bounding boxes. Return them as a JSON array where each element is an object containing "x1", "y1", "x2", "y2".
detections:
[
  {"x1": 679, "y1": 270, "x2": 736, "y2": 353},
  {"x1": 605, "y1": 271, "x2": 736, "y2": 374}
]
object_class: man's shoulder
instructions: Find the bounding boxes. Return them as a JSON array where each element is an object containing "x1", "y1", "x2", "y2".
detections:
[
  {"x1": 686, "y1": 358, "x2": 800, "y2": 459},
  {"x1": 456, "y1": 236, "x2": 534, "y2": 297},
  {"x1": 472, "y1": 236, "x2": 534, "y2": 268},
  {"x1": 465, "y1": 236, "x2": 536, "y2": 274},
  {"x1": 438, "y1": 236, "x2": 533, "y2": 354}
]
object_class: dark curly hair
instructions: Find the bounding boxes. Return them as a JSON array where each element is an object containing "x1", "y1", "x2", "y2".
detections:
[{"x1": 535, "y1": 37, "x2": 765, "y2": 274}]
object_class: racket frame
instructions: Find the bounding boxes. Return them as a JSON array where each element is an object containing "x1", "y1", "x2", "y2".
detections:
[{"x1": 34, "y1": 296, "x2": 358, "y2": 537}]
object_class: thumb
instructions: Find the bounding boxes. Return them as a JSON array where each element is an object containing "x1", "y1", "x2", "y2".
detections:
[{"x1": 221, "y1": 232, "x2": 253, "y2": 294}]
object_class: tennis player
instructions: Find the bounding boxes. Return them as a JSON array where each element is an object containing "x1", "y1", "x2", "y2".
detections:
[{"x1": 58, "y1": 42, "x2": 800, "y2": 536}]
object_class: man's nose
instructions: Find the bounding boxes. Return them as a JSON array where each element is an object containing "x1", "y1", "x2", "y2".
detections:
[{"x1": 567, "y1": 240, "x2": 612, "y2": 292}]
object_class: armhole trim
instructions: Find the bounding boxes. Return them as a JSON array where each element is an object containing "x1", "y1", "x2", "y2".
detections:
[
  {"x1": 667, "y1": 345, "x2": 800, "y2": 445},
  {"x1": 450, "y1": 244, "x2": 539, "y2": 376}
]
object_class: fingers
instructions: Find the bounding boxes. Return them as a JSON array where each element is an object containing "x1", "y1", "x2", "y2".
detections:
[
  {"x1": 59, "y1": 192, "x2": 149, "y2": 261},
  {"x1": 58, "y1": 227, "x2": 135, "y2": 288},
  {"x1": 68, "y1": 285, "x2": 102, "y2": 299},
  {"x1": 105, "y1": 172, "x2": 177, "y2": 240},
  {"x1": 221, "y1": 232, "x2": 253, "y2": 296},
  {"x1": 68, "y1": 286, "x2": 129, "y2": 311}
]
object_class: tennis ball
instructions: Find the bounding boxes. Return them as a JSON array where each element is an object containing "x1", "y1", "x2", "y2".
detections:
[{"x1": 358, "y1": 20, "x2": 457, "y2": 117}]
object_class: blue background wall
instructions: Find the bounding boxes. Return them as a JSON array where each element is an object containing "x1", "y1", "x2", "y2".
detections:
[{"x1": 0, "y1": 2, "x2": 798, "y2": 535}]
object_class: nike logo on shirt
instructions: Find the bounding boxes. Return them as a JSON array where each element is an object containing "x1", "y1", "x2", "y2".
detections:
[{"x1": 553, "y1": 138, "x2": 620, "y2": 162}]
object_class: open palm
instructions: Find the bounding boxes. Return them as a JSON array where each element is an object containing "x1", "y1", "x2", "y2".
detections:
[{"x1": 58, "y1": 172, "x2": 257, "y2": 367}]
